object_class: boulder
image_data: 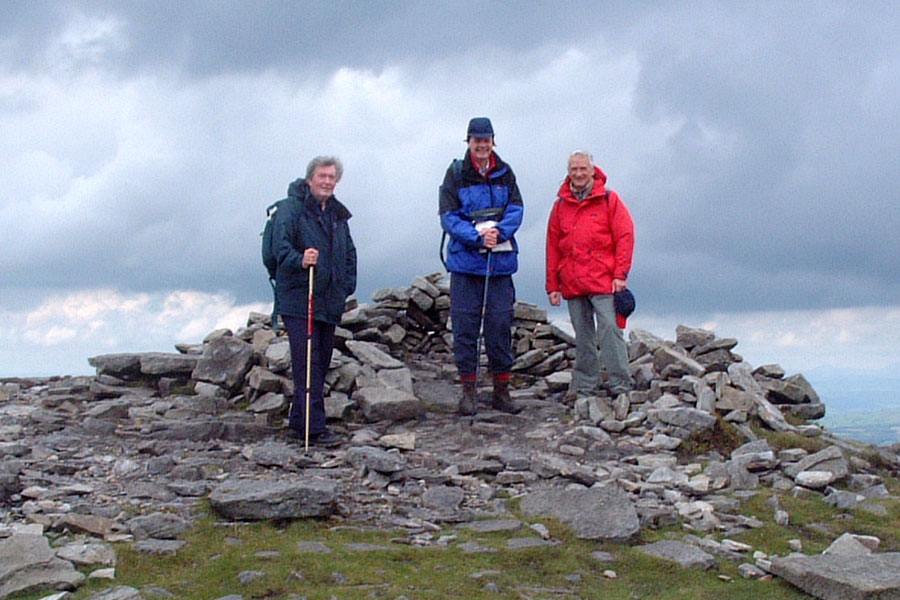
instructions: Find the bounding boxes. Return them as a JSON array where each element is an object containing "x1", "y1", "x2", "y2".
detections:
[
  {"x1": 647, "y1": 406, "x2": 716, "y2": 435},
  {"x1": 519, "y1": 485, "x2": 639, "y2": 541},
  {"x1": 87, "y1": 353, "x2": 142, "y2": 379},
  {"x1": 784, "y1": 446, "x2": 849, "y2": 482},
  {"x1": 770, "y1": 552, "x2": 900, "y2": 600},
  {"x1": 265, "y1": 340, "x2": 292, "y2": 373},
  {"x1": 0, "y1": 534, "x2": 85, "y2": 598},
  {"x1": 139, "y1": 353, "x2": 201, "y2": 376},
  {"x1": 192, "y1": 337, "x2": 254, "y2": 393},
  {"x1": 84, "y1": 587, "x2": 143, "y2": 600},
  {"x1": 346, "y1": 446, "x2": 407, "y2": 474},
  {"x1": 354, "y1": 386, "x2": 420, "y2": 422},
  {"x1": 675, "y1": 325, "x2": 715, "y2": 349},
  {"x1": 55, "y1": 542, "x2": 117, "y2": 567},
  {"x1": 639, "y1": 540, "x2": 716, "y2": 569},
  {"x1": 126, "y1": 512, "x2": 193, "y2": 539},
  {"x1": 209, "y1": 478, "x2": 338, "y2": 520},
  {"x1": 652, "y1": 346, "x2": 706, "y2": 377},
  {"x1": 345, "y1": 340, "x2": 404, "y2": 369}
]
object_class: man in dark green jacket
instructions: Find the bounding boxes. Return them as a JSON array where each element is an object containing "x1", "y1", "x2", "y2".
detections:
[{"x1": 272, "y1": 156, "x2": 357, "y2": 446}]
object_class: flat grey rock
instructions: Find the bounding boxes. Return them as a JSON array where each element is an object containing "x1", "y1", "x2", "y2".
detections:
[
  {"x1": 422, "y1": 486, "x2": 464, "y2": 512},
  {"x1": 345, "y1": 543, "x2": 391, "y2": 551},
  {"x1": 507, "y1": 537, "x2": 553, "y2": 550},
  {"x1": 770, "y1": 552, "x2": 900, "y2": 600},
  {"x1": 519, "y1": 485, "x2": 639, "y2": 541},
  {"x1": 126, "y1": 512, "x2": 192, "y2": 540},
  {"x1": 209, "y1": 478, "x2": 338, "y2": 520},
  {"x1": 354, "y1": 386, "x2": 420, "y2": 422},
  {"x1": 639, "y1": 540, "x2": 716, "y2": 569},
  {"x1": 85, "y1": 587, "x2": 143, "y2": 600},
  {"x1": 460, "y1": 519, "x2": 522, "y2": 533},
  {"x1": 458, "y1": 541, "x2": 497, "y2": 554},
  {"x1": 192, "y1": 336, "x2": 254, "y2": 392},
  {"x1": 346, "y1": 446, "x2": 406, "y2": 473},
  {"x1": 139, "y1": 352, "x2": 200, "y2": 376},
  {"x1": 132, "y1": 539, "x2": 186, "y2": 555},
  {"x1": 55, "y1": 542, "x2": 116, "y2": 567},
  {"x1": 784, "y1": 445, "x2": 849, "y2": 481},
  {"x1": 345, "y1": 340, "x2": 405, "y2": 369},
  {"x1": 296, "y1": 541, "x2": 332, "y2": 553},
  {"x1": 0, "y1": 534, "x2": 85, "y2": 598}
]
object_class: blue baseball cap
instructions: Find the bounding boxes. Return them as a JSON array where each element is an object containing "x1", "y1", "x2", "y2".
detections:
[{"x1": 614, "y1": 289, "x2": 635, "y2": 328}]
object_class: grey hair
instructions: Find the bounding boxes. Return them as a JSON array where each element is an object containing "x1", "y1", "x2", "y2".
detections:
[
  {"x1": 306, "y1": 156, "x2": 344, "y2": 181},
  {"x1": 568, "y1": 150, "x2": 594, "y2": 168}
]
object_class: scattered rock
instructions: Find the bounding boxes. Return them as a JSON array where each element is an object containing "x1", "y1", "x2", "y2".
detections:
[
  {"x1": 639, "y1": 540, "x2": 717, "y2": 569},
  {"x1": 520, "y1": 486, "x2": 640, "y2": 541},
  {"x1": 770, "y1": 552, "x2": 900, "y2": 600}
]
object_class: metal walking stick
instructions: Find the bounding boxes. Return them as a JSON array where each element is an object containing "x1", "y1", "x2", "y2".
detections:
[
  {"x1": 472, "y1": 249, "x2": 492, "y2": 418},
  {"x1": 304, "y1": 265, "x2": 315, "y2": 452}
]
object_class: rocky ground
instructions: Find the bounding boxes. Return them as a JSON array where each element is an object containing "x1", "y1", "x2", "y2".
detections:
[{"x1": 2, "y1": 272, "x2": 900, "y2": 600}]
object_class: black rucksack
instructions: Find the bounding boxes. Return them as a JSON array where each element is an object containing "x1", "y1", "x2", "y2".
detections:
[
  {"x1": 260, "y1": 200, "x2": 284, "y2": 327},
  {"x1": 438, "y1": 159, "x2": 464, "y2": 270},
  {"x1": 261, "y1": 200, "x2": 282, "y2": 281}
]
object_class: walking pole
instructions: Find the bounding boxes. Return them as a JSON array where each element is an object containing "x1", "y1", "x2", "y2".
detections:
[
  {"x1": 472, "y1": 250, "x2": 492, "y2": 418},
  {"x1": 304, "y1": 265, "x2": 315, "y2": 452}
]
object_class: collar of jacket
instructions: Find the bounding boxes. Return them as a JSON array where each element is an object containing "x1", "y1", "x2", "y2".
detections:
[
  {"x1": 300, "y1": 192, "x2": 352, "y2": 221},
  {"x1": 557, "y1": 165, "x2": 608, "y2": 203},
  {"x1": 287, "y1": 177, "x2": 352, "y2": 220},
  {"x1": 462, "y1": 150, "x2": 509, "y2": 181}
]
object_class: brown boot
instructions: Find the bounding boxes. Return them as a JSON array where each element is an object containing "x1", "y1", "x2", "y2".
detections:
[
  {"x1": 458, "y1": 379, "x2": 477, "y2": 416},
  {"x1": 491, "y1": 377, "x2": 520, "y2": 414}
]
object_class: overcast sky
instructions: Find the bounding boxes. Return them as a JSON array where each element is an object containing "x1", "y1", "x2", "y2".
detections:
[{"x1": 2, "y1": 1, "x2": 899, "y2": 387}]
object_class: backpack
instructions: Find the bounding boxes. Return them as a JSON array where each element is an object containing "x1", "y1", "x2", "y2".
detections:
[
  {"x1": 261, "y1": 200, "x2": 283, "y2": 280},
  {"x1": 260, "y1": 200, "x2": 284, "y2": 327},
  {"x1": 439, "y1": 159, "x2": 464, "y2": 270}
]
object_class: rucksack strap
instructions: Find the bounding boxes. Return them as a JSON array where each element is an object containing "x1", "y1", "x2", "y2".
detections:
[{"x1": 439, "y1": 159, "x2": 464, "y2": 271}]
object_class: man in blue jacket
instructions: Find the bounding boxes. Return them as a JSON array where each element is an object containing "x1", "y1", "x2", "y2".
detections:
[
  {"x1": 439, "y1": 118, "x2": 524, "y2": 415},
  {"x1": 272, "y1": 156, "x2": 357, "y2": 446}
]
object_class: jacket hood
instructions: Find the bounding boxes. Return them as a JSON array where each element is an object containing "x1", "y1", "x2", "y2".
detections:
[
  {"x1": 286, "y1": 177, "x2": 352, "y2": 220},
  {"x1": 557, "y1": 165, "x2": 608, "y2": 201},
  {"x1": 287, "y1": 177, "x2": 309, "y2": 199}
]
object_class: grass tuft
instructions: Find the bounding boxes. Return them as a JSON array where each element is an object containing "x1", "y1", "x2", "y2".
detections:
[{"x1": 677, "y1": 417, "x2": 746, "y2": 460}]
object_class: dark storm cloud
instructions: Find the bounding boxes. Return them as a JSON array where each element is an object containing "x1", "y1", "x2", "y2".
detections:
[
  {"x1": 1, "y1": 0, "x2": 634, "y2": 75},
  {"x1": 2, "y1": 1, "x2": 899, "y2": 318},
  {"x1": 616, "y1": 3, "x2": 900, "y2": 312}
]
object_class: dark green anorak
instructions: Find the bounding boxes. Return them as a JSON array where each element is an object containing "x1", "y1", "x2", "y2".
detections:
[{"x1": 272, "y1": 178, "x2": 357, "y2": 324}]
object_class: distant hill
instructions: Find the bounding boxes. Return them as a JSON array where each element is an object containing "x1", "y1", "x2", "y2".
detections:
[{"x1": 805, "y1": 364, "x2": 900, "y2": 445}]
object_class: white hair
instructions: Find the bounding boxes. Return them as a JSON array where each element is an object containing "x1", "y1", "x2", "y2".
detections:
[
  {"x1": 306, "y1": 155, "x2": 344, "y2": 181},
  {"x1": 568, "y1": 150, "x2": 594, "y2": 169}
]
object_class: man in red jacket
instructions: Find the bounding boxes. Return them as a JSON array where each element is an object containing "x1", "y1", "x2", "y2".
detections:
[{"x1": 546, "y1": 151, "x2": 635, "y2": 398}]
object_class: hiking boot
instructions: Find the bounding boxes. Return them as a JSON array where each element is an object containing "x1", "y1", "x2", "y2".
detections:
[
  {"x1": 458, "y1": 380, "x2": 477, "y2": 416},
  {"x1": 310, "y1": 429, "x2": 341, "y2": 448},
  {"x1": 561, "y1": 390, "x2": 578, "y2": 406},
  {"x1": 491, "y1": 378, "x2": 520, "y2": 414}
]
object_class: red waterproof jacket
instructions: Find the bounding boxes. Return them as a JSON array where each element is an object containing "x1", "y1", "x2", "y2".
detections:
[{"x1": 546, "y1": 166, "x2": 634, "y2": 298}]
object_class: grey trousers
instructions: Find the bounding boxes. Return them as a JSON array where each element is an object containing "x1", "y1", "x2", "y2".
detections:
[{"x1": 566, "y1": 294, "x2": 632, "y2": 396}]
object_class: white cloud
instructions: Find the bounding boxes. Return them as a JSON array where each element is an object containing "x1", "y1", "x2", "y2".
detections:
[
  {"x1": 1, "y1": 288, "x2": 268, "y2": 376},
  {"x1": 45, "y1": 12, "x2": 128, "y2": 71},
  {"x1": 628, "y1": 305, "x2": 900, "y2": 374}
]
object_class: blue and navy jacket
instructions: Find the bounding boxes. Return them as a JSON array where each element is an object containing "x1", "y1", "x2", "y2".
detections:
[
  {"x1": 439, "y1": 151, "x2": 524, "y2": 276},
  {"x1": 272, "y1": 178, "x2": 357, "y2": 324}
]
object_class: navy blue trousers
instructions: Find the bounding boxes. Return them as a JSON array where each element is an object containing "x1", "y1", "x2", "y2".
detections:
[
  {"x1": 283, "y1": 315, "x2": 335, "y2": 436},
  {"x1": 450, "y1": 272, "x2": 515, "y2": 376}
]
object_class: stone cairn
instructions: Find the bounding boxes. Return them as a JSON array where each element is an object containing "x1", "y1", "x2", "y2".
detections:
[{"x1": 1, "y1": 272, "x2": 899, "y2": 600}]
